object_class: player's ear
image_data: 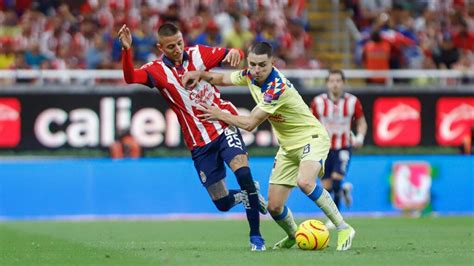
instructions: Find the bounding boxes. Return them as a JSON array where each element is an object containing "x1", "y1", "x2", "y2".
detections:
[{"x1": 157, "y1": 43, "x2": 163, "y2": 53}]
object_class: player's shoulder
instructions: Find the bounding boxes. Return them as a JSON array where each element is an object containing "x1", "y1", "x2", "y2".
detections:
[
  {"x1": 193, "y1": 44, "x2": 226, "y2": 55},
  {"x1": 139, "y1": 59, "x2": 163, "y2": 70},
  {"x1": 343, "y1": 92, "x2": 360, "y2": 101},
  {"x1": 261, "y1": 68, "x2": 289, "y2": 103},
  {"x1": 314, "y1": 92, "x2": 328, "y2": 100}
]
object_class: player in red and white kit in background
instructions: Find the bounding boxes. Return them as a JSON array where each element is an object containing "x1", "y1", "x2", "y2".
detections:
[
  {"x1": 118, "y1": 23, "x2": 266, "y2": 251},
  {"x1": 310, "y1": 69, "x2": 367, "y2": 229}
]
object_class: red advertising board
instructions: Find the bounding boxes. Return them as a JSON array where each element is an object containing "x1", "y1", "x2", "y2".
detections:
[
  {"x1": 373, "y1": 97, "x2": 421, "y2": 146},
  {"x1": 436, "y1": 97, "x2": 474, "y2": 146},
  {"x1": 0, "y1": 98, "x2": 21, "y2": 148}
]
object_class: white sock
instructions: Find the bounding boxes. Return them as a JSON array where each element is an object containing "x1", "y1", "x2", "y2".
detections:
[
  {"x1": 315, "y1": 189, "x2": 348, "y2": 230},
  {"x1": 273, "y1": 207, "x2": 298, "y2": 238}
]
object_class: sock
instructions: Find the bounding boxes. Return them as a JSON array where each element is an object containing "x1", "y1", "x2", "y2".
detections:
[
  {"x1": 332, "y1": 179, "x2": 342, "y2": 209},
  {"x1": 271, "y1": 206, "x2": 298, "y2": 238},
  {"x1": 213, "y1": 189, "x2": 241, "y2": 212},
  {"x1": 306, "y1": 185, "x2": 348, "y2": 230},
  {"x1": 235, "y1": 167, "x2": 261, "y2": 237}
]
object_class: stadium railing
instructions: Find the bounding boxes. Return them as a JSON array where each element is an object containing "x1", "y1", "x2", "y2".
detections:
[{"x1": 0, "y1": 69, "x2": 473, "y2": 87}]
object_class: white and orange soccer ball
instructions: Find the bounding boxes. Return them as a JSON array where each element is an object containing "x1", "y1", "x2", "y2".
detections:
[{"x1": 295, "y1": 219, "x2": 330, "y2": 250}]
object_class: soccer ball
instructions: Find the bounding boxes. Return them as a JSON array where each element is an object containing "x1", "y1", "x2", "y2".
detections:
[{"x1": 295, "y1": 219, "x2": 330, "y2": 250}]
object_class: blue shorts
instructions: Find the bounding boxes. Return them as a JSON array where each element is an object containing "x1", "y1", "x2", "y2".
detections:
[
  {"x1": 191, "y1": 126, "x2": 247, "y2": 188},
  {"x1": 322, "y1": 148, "x2": 352, "y2": 180}
]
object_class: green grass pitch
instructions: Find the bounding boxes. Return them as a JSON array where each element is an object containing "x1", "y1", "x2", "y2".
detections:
[{"x1": 1, "y1": 217, "x2": 472, "y2": 265}]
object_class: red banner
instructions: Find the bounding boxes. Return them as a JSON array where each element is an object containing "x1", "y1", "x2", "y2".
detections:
[
  {"x1": 436, "y1": 97, "x2": 474, "y2": 146},
  {"x1": 0, "y1": 98, "x2": 21, "y2": 148},
  {"x1": 373, "y1": 97, "x2": 421, "y2": 146}
]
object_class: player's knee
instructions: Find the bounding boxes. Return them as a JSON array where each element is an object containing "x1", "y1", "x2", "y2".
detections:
[
  {"x1": 331, "y1": 172, "x2": 344, "y2": 180},
  {"x1": 213, "y1": 196, "x2": 233, "y2": 212},
  {"x1": 267, "y1": 202, "x2": 284, "y2": 216},
  {"x1": 234, "y1": 167, "x2": 256, "y2": 193},
  {"x1": 296, "y1": 178, "x2": 315, "y2": 193}
]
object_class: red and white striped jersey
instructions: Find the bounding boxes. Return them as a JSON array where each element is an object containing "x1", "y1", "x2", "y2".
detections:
[
  {"x1": 311, "y1": 92, "x2": 364, "y2": 149},
  {"x1": 123, "y1": 45, "x2": 238, "y2": 150}
]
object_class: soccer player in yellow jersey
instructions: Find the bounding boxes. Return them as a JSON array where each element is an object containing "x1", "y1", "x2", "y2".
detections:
[{"x1": 182, "y1": 42, "x2": 355, "y2": 251}]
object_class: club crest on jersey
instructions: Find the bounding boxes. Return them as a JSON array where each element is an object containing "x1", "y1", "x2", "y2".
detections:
[{"x1": 199, "y1": 171, "x2": 207, "y2": 183}]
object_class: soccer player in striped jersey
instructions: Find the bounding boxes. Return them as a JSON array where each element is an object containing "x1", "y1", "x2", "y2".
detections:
[
  {"x1": 311, "y1": 70, "x2": 367, "y2": 210},
  {"x1": 118, "y1": 23, "x2": 266, "y2": 251},
  {"x1": 183, "y1": 42, "x2": 355, "y2": 251},
  {"x1": 310, "y1": 70, "x2": 367, "y2": 229}
]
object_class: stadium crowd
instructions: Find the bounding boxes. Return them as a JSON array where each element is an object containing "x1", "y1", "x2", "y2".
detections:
[
  {"x1": 350, "y1": 0, "x2": 474, "y2": 75},
  {"x1": 0, "y1": 0, "x2": 314, "y2": 73},
  {"x1": 0, "y1": 0, "x2": 473, "y2": 82}
]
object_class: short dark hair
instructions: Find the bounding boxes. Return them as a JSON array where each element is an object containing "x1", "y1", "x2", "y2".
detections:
[
  {"x1": 248, "y1": 42, "x2": 273, "y2": 58},
  {"x1": 326, "y1": 69, "x2": 346, "y2": 82},
  {"x1": 158, "y1": 22, "x2": 180, "y2": 37}
]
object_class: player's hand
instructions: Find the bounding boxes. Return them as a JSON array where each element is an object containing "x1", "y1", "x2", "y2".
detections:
[
  {"x1": 182, "y1": 71, "x2": 201, "y2": 90},
  {"x1": 118, "y1": 24, "x2": 132, "y2": 50},
  {"x1": 351, "y1": 133, "x2": 364, "y2": 148},
  {"x1": 196, "y1": 103, "x2": 221, "y2": 121},
  {"x1": 222, "y1": 48, "x2": 241, "y2": 67}
]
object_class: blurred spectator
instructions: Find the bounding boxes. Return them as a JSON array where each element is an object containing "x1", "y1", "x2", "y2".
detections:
[
  {"x1": 255, "y1": 20, "x2": 280, "y2": 53},
  {"x1": 24, "y1": 42, "x2": 48, "y2": 69},
  {"x1": 193, "y1": 21, "x2": 223, "y2": 47},
  {"x1": 0, "y1": 41, "x2": 15, "y2": 69},
  {"x1": 280, "y1": 18, "x2": 315, "y2": 68},
  {"x1": 223, "y1": 14, "x2": 254, "y2": 51},
  {"x1": 358, "y1": 0, "x2": 392, "y2": 30},
  {"x1": 432, "y1": 34, "x2": 460, "y2": 69},
  {"x1": 85, "y1": 34, "x2": 108, "y2": 69},
  {"x1": 452, "y1": 20, "x2": 474, "y2": 52},
  {"x1": 109, "y1": 129, "x2": 142, "y2": 159},
  {"x1": 362, "y1": 30, "x2": 391, "y2": 84}
]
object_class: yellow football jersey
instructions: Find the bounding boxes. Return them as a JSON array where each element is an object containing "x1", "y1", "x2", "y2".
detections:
[{"x1": 231, "y1": 67, "x2": 328, "y2": 150}]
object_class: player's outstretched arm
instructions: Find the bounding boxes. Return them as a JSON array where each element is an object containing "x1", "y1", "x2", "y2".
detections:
[
  {"x1": 118, "y1": 24, "x2": 148, "y2": 84},
  {"x1": 182, "y1": 71, "x2": 233, "y2": 88},
  {"x1": 197, "y1": 104, "x2": 269, "y2": 132}
]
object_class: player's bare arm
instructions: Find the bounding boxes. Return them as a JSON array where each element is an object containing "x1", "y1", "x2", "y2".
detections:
[
  {"x1": 118, "y1": 24, "x2": 132, "y2": 50},
  {"x1": 182, "y1": 71, "x2": 233, "y2": 88},
  {"x1": 353, "y1": 116, "x2": 368, "y2": 148},
  {"x1": 197, "y1": 104, "x2": 269, "y2": 132}
]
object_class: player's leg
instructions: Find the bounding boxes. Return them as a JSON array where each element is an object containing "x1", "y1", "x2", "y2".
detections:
[
  {"x1": 331, "y1": 172, "x2": 344, "y2": 208},
  {"x1": 267, "y1": 148, "x2": 299, "y2": 249},
  {"x1": 191, "y1": 138, "x2": 242, "y2": 212},
  {"x1": 268, "y1": 184, "x2": 297, "y2": 249},
  {"x1": 338, "y1": 149, "x2": 353, "y2": 208},
  {"x1": 222, "y1": 127, "x2": 265, "y2": 251},
  {"x1": 296, "y1": 139, "x2": 355, "y2": 251}
]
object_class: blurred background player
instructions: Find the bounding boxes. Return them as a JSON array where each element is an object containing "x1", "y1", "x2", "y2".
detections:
[
  {"x1": 183, "y1": 42, "x2": 356, "y2": 251},
  {"x1": 109, "y1": 128, "x2": 142, "y2": 159},
  {"x1": 310, "y1": 69, "x2": 367, "y2": 229},
  {"x1": 118, "y1": 23, "x2": 266, "y2": 251}
]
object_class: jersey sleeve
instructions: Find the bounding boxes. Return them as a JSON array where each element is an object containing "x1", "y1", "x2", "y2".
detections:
[
  {"x1": 122, "y1": 48, "x2": 150, "y2": 86},
  {"x1": 197, "y1": 45, "x2": 228, "y2": 69},
  {"x1": 354, "y1": 98, "x2": 364, "y2": 119},
  {"x1": 230, "y1": 69, "x2": 249, "y2": 86}
]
